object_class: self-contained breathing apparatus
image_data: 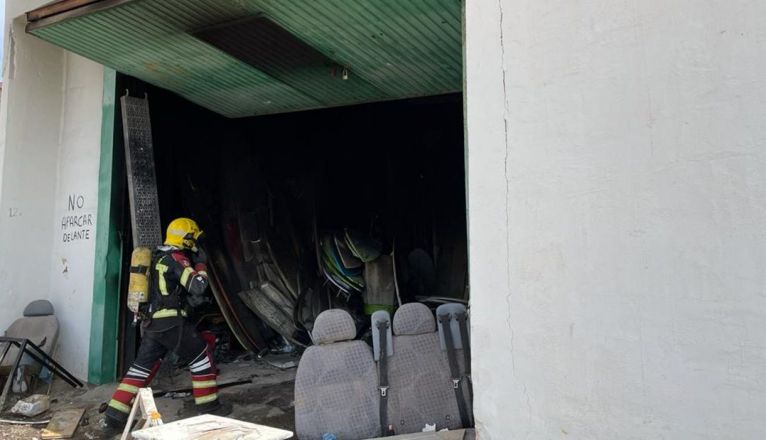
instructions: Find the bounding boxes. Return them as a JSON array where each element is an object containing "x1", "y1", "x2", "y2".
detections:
[
  {"x1": 128, "y1": 247, "x2": 204, "y2": 326},
  {"x1": 128, "y1": 246, "x2": 152, "y2": 324},
  {"x1": 127, "y1": 217, "x2": 207, "y2": 325}
]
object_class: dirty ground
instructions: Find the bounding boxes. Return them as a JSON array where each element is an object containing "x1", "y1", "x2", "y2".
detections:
[{"x1": 0, "y1": 358, "x2": 296, "y2": 439}]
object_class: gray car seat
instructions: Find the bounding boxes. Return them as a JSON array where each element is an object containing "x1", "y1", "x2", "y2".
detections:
[
  {"x1": 1, "y1": 300, "x2": 60, "y2": 393},
  {"x1": 387, "y1": 303, "x2": 463, "y2": 434},
  {"x1": 294, "y1": 308, "x2": 379, "y2": 439},
  {"x1": 1, "y1": 300, "x2": 59, "y2": 373}
]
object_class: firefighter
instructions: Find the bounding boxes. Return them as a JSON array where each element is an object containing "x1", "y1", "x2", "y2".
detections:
[{"x1": 103, "y1": 217, "x2": 230, "y2": 430}]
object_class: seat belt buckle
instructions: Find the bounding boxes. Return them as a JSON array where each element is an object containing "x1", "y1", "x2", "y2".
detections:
[
  {"x1": 452, "y1": 378, "x2": 461, "y2": 389},
  {"x1": 380, "y1": 386, "x2": 389, "y2": 397}
]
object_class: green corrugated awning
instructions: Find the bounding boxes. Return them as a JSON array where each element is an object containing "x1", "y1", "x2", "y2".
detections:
[{"x1": 27, "y1": 0, "x2": 462, "y2": 118}]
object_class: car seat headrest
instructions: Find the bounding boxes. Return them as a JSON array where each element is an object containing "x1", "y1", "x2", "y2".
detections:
[
  {"x1": 311, "y1": 309, "x2": 357, "y2": 345},
  {"x1": 23, "y1": 300, "x2": 55, "y2": 317},
  {"x1": 393, "y1": 302, "x2": 435, "y2": 336}
]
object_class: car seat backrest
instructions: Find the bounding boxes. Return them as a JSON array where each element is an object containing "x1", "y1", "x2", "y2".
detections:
[
  {"x1": 295, "y1": 309, "x2": 379, "y2": 439},
  {"x1": 1, "y1": 300, "x2": 59, "y2": 368},
  {"x1": 387, "y1": 303, "x2": 463, "y2": 434}
]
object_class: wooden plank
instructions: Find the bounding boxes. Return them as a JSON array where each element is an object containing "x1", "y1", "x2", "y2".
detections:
[
  {"x1": 40, "y1": 408, "x2": 85, "y2": 439},
  {"x1": 118, "y1": 394, "x2": 141, "y2": 440},
  {"x1": 131, "y1": 414, "x2": 293, "y2": 440},
  {"x1": 438, "y1": 431, "x2": 466, "y2": 440},
  {"x1": 367, "y1": 430, "x2": 467, "y2": 440},
  {"x1": 25, "y1": 0, "x2": 134, "y2": 33},
  {"x1": 136, "y1": 388, "x2": 163, "y2": 429},
  {"x1": 120, "y1": 388, "x2": 164, "y2": 440}
]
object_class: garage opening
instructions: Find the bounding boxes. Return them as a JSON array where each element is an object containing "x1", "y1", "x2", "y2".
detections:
[
  {"x1": 109, "y1": 70, "x2": 471, "y2": 434},
  {"x1": 115, "y1": 72, "x2": 467, "y2": 361}
]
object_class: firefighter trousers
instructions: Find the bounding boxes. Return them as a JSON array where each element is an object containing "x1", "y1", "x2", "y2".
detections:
[{"x1": 104, "y1": 318, "x2": 219, "y2": 426}]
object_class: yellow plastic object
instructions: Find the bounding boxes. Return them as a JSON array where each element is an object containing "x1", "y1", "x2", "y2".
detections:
[
  {"x1": 164, "y1": 217, "x2": 203, "y2": 249},
  {"x1": 128, "y1": 247, "x2": 152, "y2": 313}
]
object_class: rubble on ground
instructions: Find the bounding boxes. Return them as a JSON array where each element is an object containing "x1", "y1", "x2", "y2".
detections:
[{"x1": 0, "y1": 359, "x2": 296, "y2": 440}]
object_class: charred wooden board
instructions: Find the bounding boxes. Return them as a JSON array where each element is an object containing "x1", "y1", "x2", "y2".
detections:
[{"x1": 40, "y1": 408, "x2": 85, "y2": 439}]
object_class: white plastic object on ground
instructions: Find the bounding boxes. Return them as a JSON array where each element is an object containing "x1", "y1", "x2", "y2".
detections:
[
  {"x1": 422, "y1": 423, "x2": 437, "y2": 432},
  {"x1": 10, "y1": 394, "x2": 50, "y2": 417}
]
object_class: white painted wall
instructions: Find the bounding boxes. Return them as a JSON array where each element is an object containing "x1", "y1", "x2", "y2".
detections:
[
  {"x1": 0, "y1": 13, "x2": 64, "y2": 346},
  {"x1": 47, "y1": 51, "x2": 104, "y2": 378},
  {"x1": 0, "y1": 0, "x2": 104, "y2": 380},
  {"x1": 466, "y1": 1, "x2": 766, "y2": 439}
]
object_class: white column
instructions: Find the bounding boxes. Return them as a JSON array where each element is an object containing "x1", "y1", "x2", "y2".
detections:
[{"x1": 465, "y1": 0, "x2": 766, "y2": 438}]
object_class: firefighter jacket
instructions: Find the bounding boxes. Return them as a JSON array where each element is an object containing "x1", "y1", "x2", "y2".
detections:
[{"x1": 149, "y1": 246, "x2": 209, "y2": 320}]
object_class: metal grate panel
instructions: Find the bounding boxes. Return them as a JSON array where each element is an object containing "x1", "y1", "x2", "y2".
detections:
[{"x1": 121, "y1": 95, "x2": 163, "y2": 248}]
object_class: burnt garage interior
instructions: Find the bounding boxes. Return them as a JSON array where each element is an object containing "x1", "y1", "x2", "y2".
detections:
[
  {"x1": 25, "y1": 0, "x2": 469, "y2": 436},
  {"x1": 114, "y1": 76, "x2": 468, "y2": 370}
]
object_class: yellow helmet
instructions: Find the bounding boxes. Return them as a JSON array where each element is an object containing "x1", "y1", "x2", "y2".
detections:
[{"x1": 165, "y1": 217, "x2": 203, "y2": 249}]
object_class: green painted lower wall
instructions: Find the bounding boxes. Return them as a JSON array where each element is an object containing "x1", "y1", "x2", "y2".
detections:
[{"x1": 88, "y1": 68, "x2": 121, "y2": 384}]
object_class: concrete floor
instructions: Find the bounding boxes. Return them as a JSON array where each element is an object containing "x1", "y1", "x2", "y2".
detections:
[{"x1": 0, "y1": 358, "x2": 297, "y2": 439}]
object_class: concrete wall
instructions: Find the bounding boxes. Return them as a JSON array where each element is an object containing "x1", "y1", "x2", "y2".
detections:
[
  {"x1": 0, "y1": 1, "x2": 104, "y2": 380},
  {"x1": 47, "y1": 51, "x2": 104, "y2": 378},
  {"x1": 465, "y1": 1, "x2": 766, "y2": 439}
]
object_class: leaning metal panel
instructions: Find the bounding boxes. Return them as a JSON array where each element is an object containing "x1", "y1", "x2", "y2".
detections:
[{"x1": 121, "y1": 95, "x2": 162, "y2": 248}]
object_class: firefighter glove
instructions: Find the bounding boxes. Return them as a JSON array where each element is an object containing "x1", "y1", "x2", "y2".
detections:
[{"x1": 193, "y1": 247, "x2": 208, "y2": 266}]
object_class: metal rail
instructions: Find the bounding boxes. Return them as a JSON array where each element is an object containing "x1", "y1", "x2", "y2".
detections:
[{"x1": 0, "y1": 338, "x2": 84, "y2": 411}]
